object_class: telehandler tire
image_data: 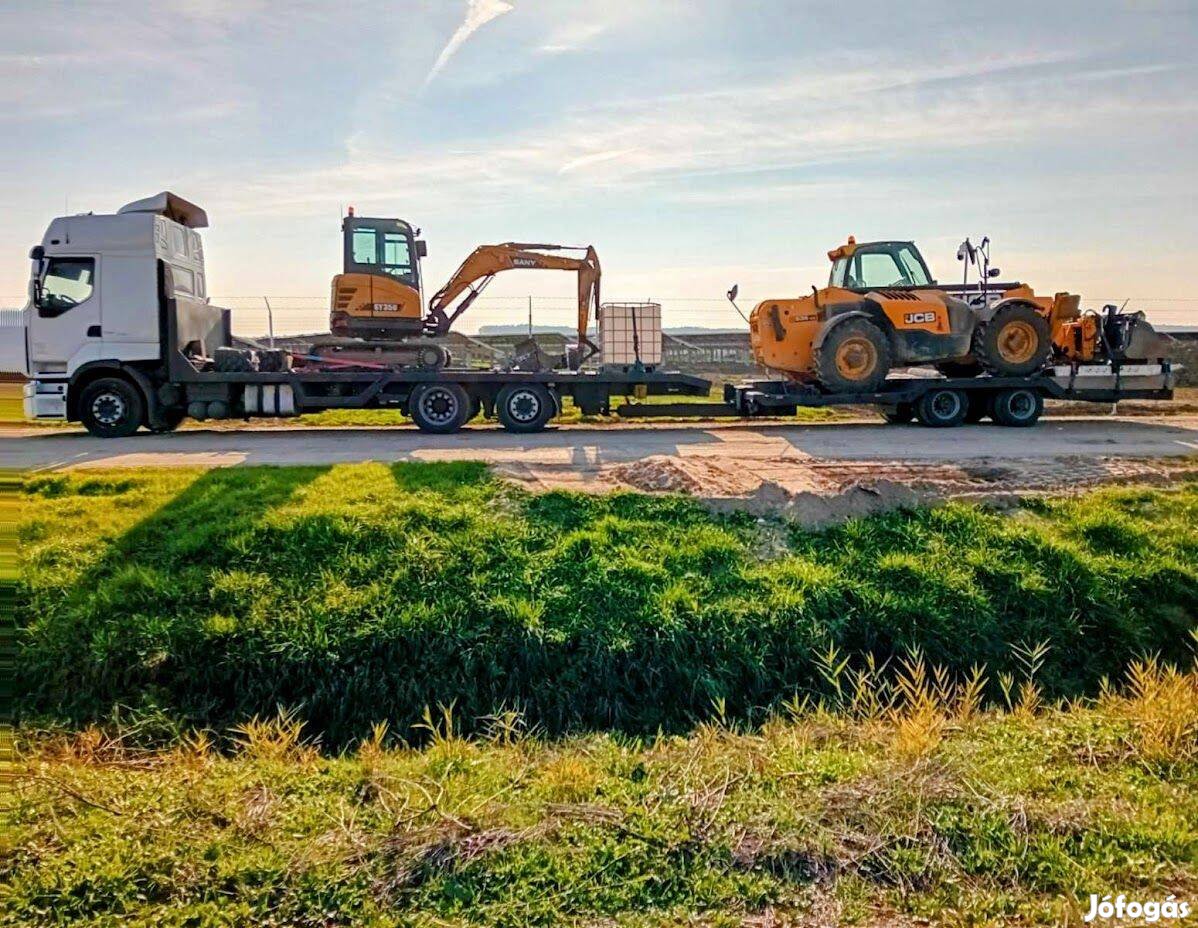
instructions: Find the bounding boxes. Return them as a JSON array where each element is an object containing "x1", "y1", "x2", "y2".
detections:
[
  {"x1": 814, "y1": 317, "x2": 892, "y2": 393},
  {"x1": 990, "y1": 387, "x2": 1043, "y2": 427},
  {"x1": 408, "y1": 382, "x2": 470, "y2": 434},
  {"x1": 972, "y1": 304, "x2": 1051, "y2": 376},
  {"x1": 915, "y1": 388, "x2": 968, "y2": 428}
]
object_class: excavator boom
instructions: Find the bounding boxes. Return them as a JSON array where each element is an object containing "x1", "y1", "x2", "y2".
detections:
[{"x1": 424, "y1": 242, "x2": 601, "y2": 360}]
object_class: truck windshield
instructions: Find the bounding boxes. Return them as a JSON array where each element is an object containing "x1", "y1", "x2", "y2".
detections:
[{"x1": 39, "y1": 258, "x2": 95, "y2": 312}]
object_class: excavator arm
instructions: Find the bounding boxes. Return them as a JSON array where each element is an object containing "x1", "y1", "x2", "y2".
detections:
[{"x1": 423, "y1": 243, "x2": 601, "y2": 362}]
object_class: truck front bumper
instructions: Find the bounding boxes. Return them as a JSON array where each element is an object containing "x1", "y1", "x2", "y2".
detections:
[{"x1": 24, "y1": 380, "x2": 67, "y2": 419}]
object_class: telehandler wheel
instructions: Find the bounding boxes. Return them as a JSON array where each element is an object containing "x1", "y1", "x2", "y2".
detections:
[
  {"x1": 990, "y1": 387, "x2": 1043, "y2": 427},
  {"x1": 496, "y1": 383, "x2": 555, "y2": 433},
  {"x1": 881, "y1": 403, "x2": 915, "y2": 424},
  {"x1": 963, "y1": 392, "x2": 989, "y2": 424},
  {"x1": 915, "y1": 388, "x2": 968, "y2": 428},
  {"x1": 409, "y1": 382, "x2": 470, "y2": 434},
  {"x1": 973, "y1": 304, "x2": 1052, "y2": 376},
  {"x1": 79, "y1": 377, "x2": 146, "y2": 438},
  {"x1": 814, "y1": 318, "x2": 892, "y2": 393}
]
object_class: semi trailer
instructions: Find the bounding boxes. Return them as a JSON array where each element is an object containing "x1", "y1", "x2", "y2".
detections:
[{"x1": 1, "y1": 193, "x2": 1177, "y2": 438}]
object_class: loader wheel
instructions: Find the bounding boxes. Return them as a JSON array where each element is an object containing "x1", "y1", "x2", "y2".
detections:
[
  {"x1": 79, "y1": 377, "x2": 145, "y2": 438},
  {"x1": 973, "y1": 304, "x2": 1051, "y2": 376},
  {"x1": 990, "y1": 388, "x2": 1043, "y2": 427},
  {"x1": 409, "y1": 382, "x2": 470, "y2": 434},
  {"x1": 915, "y1": 388, "x2": 968, "y2": 428},
  {"x1": 496, "y1": 383, "x2": 555, "y2": 433},
  {"x1": 815, "y1": 318, "x2": 892, "y2": 393}
]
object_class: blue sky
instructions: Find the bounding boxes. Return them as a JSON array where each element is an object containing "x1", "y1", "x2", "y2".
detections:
[{"x1": 2, "y1": 0, "x2": 1197, "y2": 332}]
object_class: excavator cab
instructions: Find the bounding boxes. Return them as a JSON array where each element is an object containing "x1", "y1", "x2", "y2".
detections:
[
  {"x1": 329, "y1": 214, "x2": 428, "y2": 339},
  {"x1": 342, "y1": 215, "x2": 427, "y2": 288}
]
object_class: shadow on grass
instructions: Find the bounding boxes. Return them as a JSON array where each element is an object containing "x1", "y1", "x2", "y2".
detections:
[{"x1": 17, "y1": 463, "x2": 1198, "y2": 750}]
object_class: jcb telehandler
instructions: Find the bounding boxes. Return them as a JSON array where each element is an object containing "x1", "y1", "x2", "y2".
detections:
[
  {"x1": 742, "y1": 236, "x2": 1170, "y2": 392},
  {"x1": 322, "y1": 210, "x2": 601, "y2": 369}
]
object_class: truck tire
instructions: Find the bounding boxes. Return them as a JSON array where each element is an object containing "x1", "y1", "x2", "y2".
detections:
[
  {"x1": 972, "y1": 304, "x2": 1051, "y2": 376},
  {"x1": 881, "y1": 403, "x2": 914, "y2": 424},
  {"x1": 214, "y1": 347, "x2": 256, "y2": 373},
  {"x1": 79, "y1": 376, "x2": 145, "y2": 438},
  {"x1": 496, "y1": 383, "x2": 555, "y2": 433},
  {"x1": 148, "y1": 408, "x2": 186, "y2": 433},
  {"x1": 915, "y1": 387, "x2": 968, "y2": 428},
  {"x1": 814, "y1": 317, "x2": 892, "y2": 393},
  {"x1": 408, "y1": 382, "x2": 470, "y2": 434},
  {"x1": 256, "y1": 349, "x2": 291, "y2": 373},
  {"x1": 990, "y1": 387, "x2": 1043, "y2": 427}
]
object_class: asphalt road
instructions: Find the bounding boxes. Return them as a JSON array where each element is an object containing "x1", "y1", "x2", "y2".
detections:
[{"x1": 3, "y1": 416, "x2": 1197, "y2": 488}]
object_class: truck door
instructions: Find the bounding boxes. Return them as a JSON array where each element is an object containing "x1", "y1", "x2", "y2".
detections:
[{"x1": 29, "y1": 255, "x2": 101, "y2": 373}]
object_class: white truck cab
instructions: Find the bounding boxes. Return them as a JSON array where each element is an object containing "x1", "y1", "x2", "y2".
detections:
[{"x1": 8, "y1": 192, "x2": 214, "y2": 427}]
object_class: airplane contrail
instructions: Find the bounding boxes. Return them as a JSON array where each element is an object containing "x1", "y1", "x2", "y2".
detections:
[{"x1": 425, "y1": 0, "x2": 515, "y2": 87}]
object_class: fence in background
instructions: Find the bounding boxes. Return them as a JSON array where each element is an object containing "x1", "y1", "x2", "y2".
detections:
[{"x1": 2, "y1": 295, "x2": 1197, "y2": 339}]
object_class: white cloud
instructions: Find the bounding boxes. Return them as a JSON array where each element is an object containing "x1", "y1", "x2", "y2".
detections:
[{"x1": 425, "y1": 0, "x2": 515, "y2": 87}]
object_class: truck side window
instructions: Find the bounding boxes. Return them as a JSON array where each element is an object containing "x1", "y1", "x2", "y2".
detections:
[{"x1": 38, "y1": 257, "x2": 95, "y2": 316}]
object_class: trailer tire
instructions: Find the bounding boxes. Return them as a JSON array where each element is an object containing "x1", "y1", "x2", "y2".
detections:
[
  {"x1": 915, "y1": 388, "x2": 968, "y2": 428},
  {"x1": 881, "y1": 403, "x2": 915, "y2": 424},
  {"x1": 409, "y1": 382, "x2": 470, "y2": 434},
  {"x1": 79, "y1": 377, "x2": 145, "y2": 438},
  {"x1": 963, "y1": 392, "x2": 989, "y2": 423},
  {"x1": 496, "y1": 383, "x2": 555, "y2": 433},
  {"x1": 990, "y1": 387, "x2": 1043, "y2": 427}
]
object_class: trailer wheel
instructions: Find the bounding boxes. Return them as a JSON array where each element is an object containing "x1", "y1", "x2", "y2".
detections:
[
  {"x1": 79, "y1": 377, "x2": 145, "y2": 438},
  {"x1": 496, "y1": 383, "x2": 555, "y2": 433},
  {"x1": 881, "y1": 403, "x2": 915, "y2": 424},
  {"x1": 409, "y1": 382, "x2": 470, "y2": 434},
  {"x1": 963, "y1": 392, "x2": 990, "y2": 424},
  {"x1": 915, "y1": 388, "x2": 968, "y2": 428},
  {"x1": 990, "y1": 388, "x2": 1043, "y2": 427}
]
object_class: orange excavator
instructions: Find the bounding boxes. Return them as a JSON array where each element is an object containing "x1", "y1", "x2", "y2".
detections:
[{"x1": 324, "y1": 212, "x2": 600, "y2": 368}]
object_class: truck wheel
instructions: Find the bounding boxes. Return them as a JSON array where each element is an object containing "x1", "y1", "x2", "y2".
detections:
[
  {"x1": 408, "y1": 382, "x2": 470, "y2": 434},
  {"x1": 963, "y1": 392, "x2": 989, "y2": 423},
  {"x1": 496, "y1": 383, "x2": 555, "y2": 433},
  {"x1": 973, "y1": 304, "x2": 1051, "y2": 376},
  {"x1": 79, "y1": 377, "x2": 145, "y2": 438},
  {"x1": 815, "y1": 318, "x2": 892, "y2": 393},
  {"x1": 915, "y1": 388, "x2": 968, "y2": 428},
  {"x1": 881, "y1": 403, "x2": 914, "y2": 424},
  {"x1": 148, "y1": 408, "x2": 186, "y2": 433},
  {"x1": 990, "y1": 387, "x2": 1043, "y2": 427}
]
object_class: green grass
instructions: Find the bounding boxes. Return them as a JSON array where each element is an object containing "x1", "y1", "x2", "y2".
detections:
[
  {"x1": 16, "y1": 466, "x2": 1198, "y2": 749},
  {"x1": 6, "y1": 664, "x2": 1198, "y2": 926}
]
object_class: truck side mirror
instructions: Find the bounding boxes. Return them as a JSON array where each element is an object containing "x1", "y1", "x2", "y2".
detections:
[{"x1": 416, "y1": 240, "x2": 428, "y2": 258}]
